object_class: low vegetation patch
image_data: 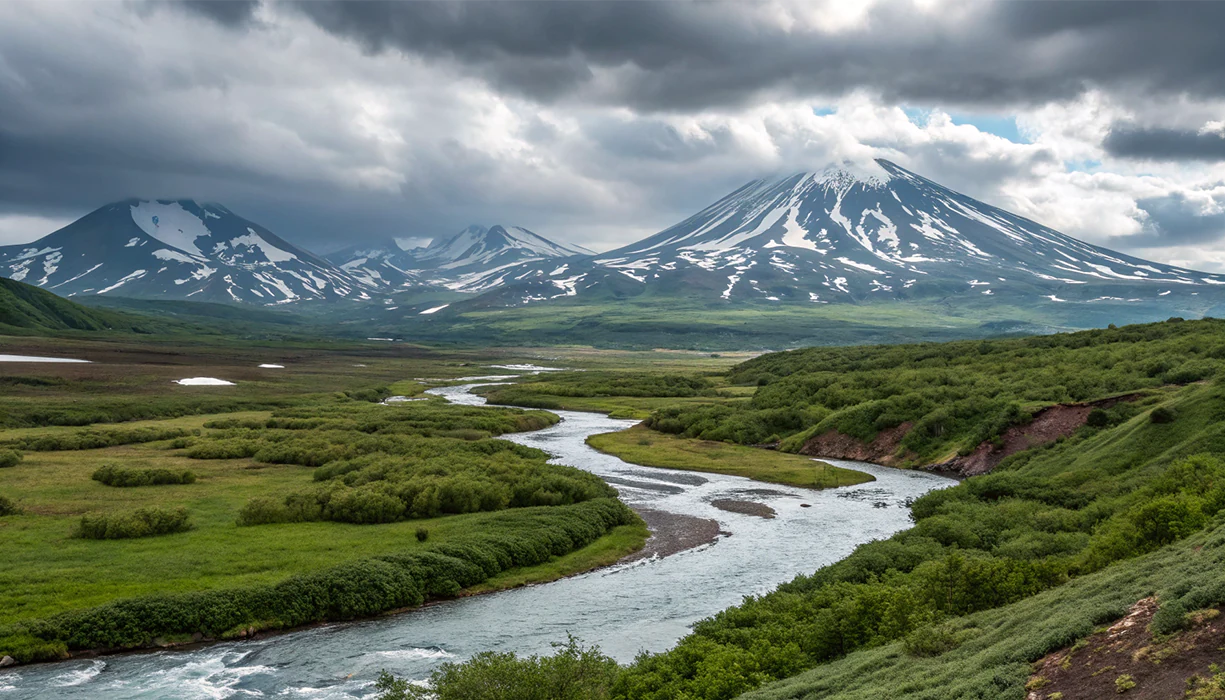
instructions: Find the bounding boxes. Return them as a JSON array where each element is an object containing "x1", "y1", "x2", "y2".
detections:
[
  {"x1": 91, "y1": 465, "x2": 197, "y2": 487},
  {"x1": 75, "y1": 506, "x2": 192, "y2": 540},
  {"x1": 0, "y1": 449, "x2": 22, "y2": 468},
  {"x1": 587, "y1": 425, "x2": 871, "y2": 489}
]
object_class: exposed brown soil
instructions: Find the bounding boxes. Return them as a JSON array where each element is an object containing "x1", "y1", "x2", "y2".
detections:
[
  {"x1": 710, "y1": 499, "x2": 776, "y2": 519},
  {"x1": 621, "y1": 507, "x2": 722, "y2": 561},
  {"x1": 1026, "y1": 597, "x2": 1225, "y2": 700},
  {"x1": 798, "y1": 421, "x2": 915, "y2": 466},
  {"x1": 799, "y1": 394, "x2": 1142, "y2": 477}
]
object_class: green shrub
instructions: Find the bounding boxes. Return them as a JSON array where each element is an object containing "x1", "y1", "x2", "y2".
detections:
[
  {"x1": 1151, "y1": 406, "x2": 1176, "y2": 424},
  {"x1": 0, "y1": 494, "x2": 20, "y2": 516},
  {"x1": 0, "y1": 449, "x2": 21, "y2": 468},
  {"x1": 415, "y1": 527, "x2": 429, "y2": 542},
  {"x1": 91, "y1": 465, "x2": 196, "y2": 487},
  {"x1": 1086, "y1": 408, "x2": 1110, "y2": 428},
  {"x1": 902, "y1": 621, "x2": 962, "y2": 657},
  {"x1": 75, "y1": 507, "x2": 192, "y2": 539}
]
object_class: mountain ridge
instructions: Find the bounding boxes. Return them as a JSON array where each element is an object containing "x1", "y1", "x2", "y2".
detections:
[{"x1": 0, "y1": 199, "x2": 375, "y2": 305}]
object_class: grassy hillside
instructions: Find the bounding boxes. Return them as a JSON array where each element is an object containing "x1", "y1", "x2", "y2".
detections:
[
  {"x1": 0, "y1": 278, "x2": 153, "y2": 333},
  {"x1": 647, "y1": 317, "x2": 1225, "y2": 462}
]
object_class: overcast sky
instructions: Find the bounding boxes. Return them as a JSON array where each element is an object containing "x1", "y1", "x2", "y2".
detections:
[{"x1": 1, "y1": 1, "x2": 1223, "y2": 269}]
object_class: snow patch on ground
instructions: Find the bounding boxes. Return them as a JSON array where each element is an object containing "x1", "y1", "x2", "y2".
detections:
[
  {"x1": 0, "y1": 354, "x2": 90, "y2": 363},
  {"x1": 174, "y1": 377, "x2": 236, "y2": 386}
]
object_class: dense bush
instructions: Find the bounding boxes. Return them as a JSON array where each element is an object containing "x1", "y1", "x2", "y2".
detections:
[
  {"x1": 75, "y1": 507, "x2": 192, "y2": 539},
  {"x1": 0, "y1": 449, "x2": 22, "y2": 468},
  {"x1": 0, "y1": 494, "x2": 19, "y2": 516},
  {"x1": 2, "y1": 499, "x2": 634, "y2": 662},
  {"x1": 91, "y1": 465, "x2": 197, "y2": 487}
]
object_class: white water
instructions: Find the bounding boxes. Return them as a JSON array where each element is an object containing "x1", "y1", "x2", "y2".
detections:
[{"x1": 2, "y1": 382, "x2": 953, "y2": 699}]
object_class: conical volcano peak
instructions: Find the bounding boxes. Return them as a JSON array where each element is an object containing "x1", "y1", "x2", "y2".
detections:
[
  {"x1": 808, "y1": 158, "x2": 895, "y2": 190},
  {"x1": 446, "y1": 158, "x2": 1225, "y2": 319}
]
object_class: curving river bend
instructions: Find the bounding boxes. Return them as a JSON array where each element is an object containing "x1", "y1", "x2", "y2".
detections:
[{"x1": 1, "y1": 381, "x2": 953, "y2": 699}]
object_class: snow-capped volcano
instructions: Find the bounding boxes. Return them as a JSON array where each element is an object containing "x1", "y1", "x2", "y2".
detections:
[
  {"x1": 445, "y1": 159, "x2": 1225, "y2": 312},
  {"x1": 326, "y1": 223, "x2": 592, "y2": 288},
  {"x1": 0, "y1": 200, "x2": 373, "y2": 304}
]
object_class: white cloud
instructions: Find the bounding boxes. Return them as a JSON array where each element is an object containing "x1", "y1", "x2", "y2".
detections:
[
  {"x1": 0, "y1": 0, "x2": 1223, "y2": 274},
  {"x1": 0, "y1": 214, "x2": 72, "y2": 246}
]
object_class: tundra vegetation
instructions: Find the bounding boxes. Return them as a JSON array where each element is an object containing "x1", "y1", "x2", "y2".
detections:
[
  {"x1": 381, "y1": 318, "x2": 1225, "y2": 700},
  {"x1": 0, "y1": 340, "x2": 658, "y2": 664}
]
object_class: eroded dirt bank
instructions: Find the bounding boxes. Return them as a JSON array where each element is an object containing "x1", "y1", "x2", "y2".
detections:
[{"x1": 799, "y1": 394, "x2": 1141, "y2": 477}]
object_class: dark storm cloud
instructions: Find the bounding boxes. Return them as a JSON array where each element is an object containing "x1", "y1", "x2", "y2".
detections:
[
  {"x1": 293, "y1": 0, "x2": 1225, "y2": 111},
  {"x1": 1103, "y1": 126, "x2": 1225, "y2": 162},
  {"x1": 176, "y1": 0, "x2": 260, "y2": 28},
  {"x1": 1111, "y1": 194, "x2": 1225, "y2": 248}
]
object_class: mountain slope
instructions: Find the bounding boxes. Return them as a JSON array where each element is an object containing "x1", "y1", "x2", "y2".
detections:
[
  {"x1": 446, "y1": 160, "x2": 1225, "y2": 312},
  {"x1": 0, "y1": 277, "x2": 151, "y2": 332},
  {"x1": 0, "y1": 200, "x2": 375, "y2": 305},
  {"x1": 326, "y1": 224, "x2": 592, "y2": 290}
]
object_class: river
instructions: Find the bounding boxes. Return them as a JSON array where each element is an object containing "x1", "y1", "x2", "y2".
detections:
[{"x1": 1, "y1": 382, "x2": 954, "y2": 699}]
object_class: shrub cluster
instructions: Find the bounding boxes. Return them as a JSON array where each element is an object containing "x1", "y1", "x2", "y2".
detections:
[
  {"x1": 2, "y1": 499, "x2": 634, "y2": 662},
  {"x1": 0, "y1": 449, "x2": 22, "y2": 468},
  {"x1": 376, "y1": 636, "x2": 620, "y2": 700},
  {"x1": 91, "y1": 465, "x2": 197, "y2": 487},
  {"x1": 0, "y1": 395, "x2": 295, "y2": 430},
  {"x1": 75, "y1": 507, "x2": 192, "y2": 539},
  {"x1": 238, "y1": 449, "x2": 614, "y2": 526},
  {"x1": 5, "y1": 427, "x2": 192, "y2": 452}
]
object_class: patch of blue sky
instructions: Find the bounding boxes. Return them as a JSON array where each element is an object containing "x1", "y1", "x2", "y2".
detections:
[{"x1": 948, "y1": 113, "x2": 1027, "y2": 143}]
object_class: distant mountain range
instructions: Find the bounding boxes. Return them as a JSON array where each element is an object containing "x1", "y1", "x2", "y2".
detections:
[
  {"x1": 325, "y1": 224, "x2": 591, "y2": 290},
  {"x1": 0, "y1": 202, "x2": 583, "y2": 306},
  {"x1": 3, "y1": 161, "x2": 1223, "y2": 347}
]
